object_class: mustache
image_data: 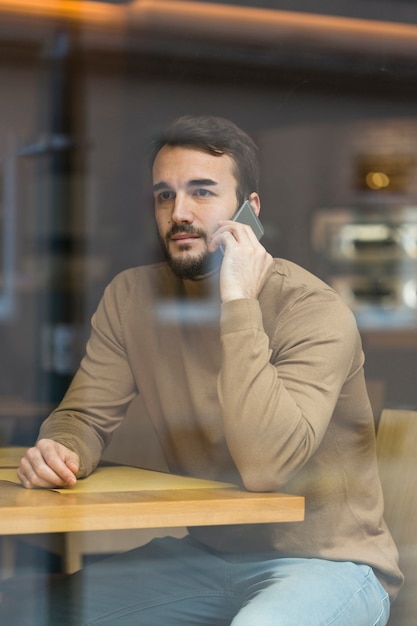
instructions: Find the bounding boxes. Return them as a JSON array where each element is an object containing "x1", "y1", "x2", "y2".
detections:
[{"x1": 167, "y1": 224, "x2": 208, "y2": 241}]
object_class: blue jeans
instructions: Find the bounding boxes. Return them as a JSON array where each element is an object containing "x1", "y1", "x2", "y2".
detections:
[{"x1": 5, "y1": 535, "x2": 390, "y2": 625}]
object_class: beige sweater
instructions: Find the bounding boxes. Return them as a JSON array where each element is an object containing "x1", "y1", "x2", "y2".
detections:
[{"x1": 39, "y1": 259, "x2": 403, "y2": 599}]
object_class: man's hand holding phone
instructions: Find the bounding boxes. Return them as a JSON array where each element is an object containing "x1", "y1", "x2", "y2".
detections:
[{"x1": 209, "y1": 200, "x2": 273, "y2": 303}]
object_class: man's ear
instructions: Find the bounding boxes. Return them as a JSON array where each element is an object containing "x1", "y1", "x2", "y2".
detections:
[{"x1": 248, "y1": 192, "x2": 261, "y2": 216}]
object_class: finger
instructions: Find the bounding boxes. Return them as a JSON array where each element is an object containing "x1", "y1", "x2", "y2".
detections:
[
  {"x1": 212, "y1": 225, "x2": 259, "y2": 256},
  {"x1": 19, "y1": 448, "x2": 77, "y2": 488},
  {"x1": 16, "y1": 464, "x2": 62, "y2": 489},
  {"x1": 209, "y1": 228, "x2": 237, "y2": 253},
  {"x1": 17, "y1": 463, "x2": 65, "y2": 489},
  {"x1": 41, "y1": 443, "x2": 79, "y2": 479},
  {"x1": 217, "y1": 220, "x2": 257, "y2": 241}
]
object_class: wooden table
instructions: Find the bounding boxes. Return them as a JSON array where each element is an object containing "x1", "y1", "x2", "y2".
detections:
[
  {"x1": 0, "y1": 464, "x2": 304, "y2": 535},
  {"x1": 0, "y1": 446, "x2": 27, "y2": 468},
  {"x1": 0, "y1": 447, "x2": 304, "y2": 575}
]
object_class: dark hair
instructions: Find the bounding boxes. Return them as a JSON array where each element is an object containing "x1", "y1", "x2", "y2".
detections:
[{"x1": 149, "y1": 115, "x2": 259, "y2": 205}]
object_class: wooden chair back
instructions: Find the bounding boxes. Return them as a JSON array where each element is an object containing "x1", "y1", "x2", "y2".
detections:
[{"x1": 376, "y1": 408, "x2": 417, "y2": 626}]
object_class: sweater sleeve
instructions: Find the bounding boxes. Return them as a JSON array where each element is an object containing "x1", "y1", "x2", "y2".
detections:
[
  {"x1": 38, "y1": 272, "x2": 138, "y2": 477},
  {"x1": 218, "y1": 288, "x2": 361, "y2": 492}
]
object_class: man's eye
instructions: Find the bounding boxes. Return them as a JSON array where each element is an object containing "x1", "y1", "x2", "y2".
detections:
[
  {"x1": 158, "y1": 191, "x2": 174, "y2": 201},
  {"x1": 194, "y1": 189, "x2": 212, "y2": 197}
]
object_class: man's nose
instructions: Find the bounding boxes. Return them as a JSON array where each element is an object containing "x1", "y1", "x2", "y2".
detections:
[{"x1": 171, "y1": 196, "x2": 194, "y2": 223}]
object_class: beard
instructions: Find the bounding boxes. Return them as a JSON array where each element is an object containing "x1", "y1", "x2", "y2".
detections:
[{"x1": 161, "y1": 224, "x2": 221, "y2": 280}]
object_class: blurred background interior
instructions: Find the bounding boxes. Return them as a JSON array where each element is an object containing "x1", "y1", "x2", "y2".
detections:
[{"x1": 0, "y1": 1, "x2": 416, "y2": 621}]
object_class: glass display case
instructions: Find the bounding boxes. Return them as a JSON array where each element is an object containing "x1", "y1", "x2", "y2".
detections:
[{"x1": 312, "y1": 206, "x2": 417, "y2": 329}]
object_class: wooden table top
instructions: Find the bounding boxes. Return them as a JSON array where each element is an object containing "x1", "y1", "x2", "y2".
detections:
[
  {"x1": 0, "y1": 446, "x2": 27, "y2": 468},
  {"x1": 0, "y1": 450, "x2": 304, "y2": 536}
]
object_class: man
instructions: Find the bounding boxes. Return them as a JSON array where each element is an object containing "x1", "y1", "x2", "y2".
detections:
[{"x1": 14, "y1": 115, "x2": 401, "y2": 624}]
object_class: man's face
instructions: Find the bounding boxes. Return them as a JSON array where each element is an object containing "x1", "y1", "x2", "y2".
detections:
[{"x1": 152, "y1": 145, "x2": 240, "y2": 279}]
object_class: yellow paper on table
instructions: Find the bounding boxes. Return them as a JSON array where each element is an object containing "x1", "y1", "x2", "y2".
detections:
[
  {"x1": 54, "y1": 467, "x2": 235, "y2": 494},
  {"x1": 0, "y1": 466, "x2": 235, "y2": 493}
]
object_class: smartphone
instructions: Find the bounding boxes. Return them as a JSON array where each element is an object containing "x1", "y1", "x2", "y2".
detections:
[{"x1": 232, "y1": 200, "x2": 264, "y2": 240}]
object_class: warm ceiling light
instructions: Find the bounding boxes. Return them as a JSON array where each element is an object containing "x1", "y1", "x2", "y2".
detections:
[
  {"x1": 365, "y1": 172, "x2": 391, "y2": 190},
  {"x1": 1, "y1": 0, "x2": 417, "y2": 60}
]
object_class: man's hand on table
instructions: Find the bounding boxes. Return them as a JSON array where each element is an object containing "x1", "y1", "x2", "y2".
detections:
[{"x1": 17, "y1": 438, "x2": 80, "y2": 489}]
